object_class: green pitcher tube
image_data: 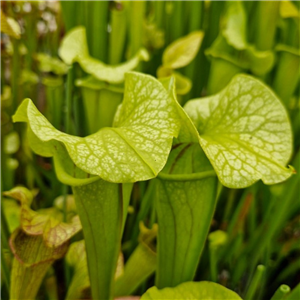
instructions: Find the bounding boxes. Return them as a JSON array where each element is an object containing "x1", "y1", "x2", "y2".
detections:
[
  {"x1": 155, "y1": 144, "x2": 218, "y2": 288},
  {"x1": 72, "y1": 180, "x2": 132, "y2": 300}
]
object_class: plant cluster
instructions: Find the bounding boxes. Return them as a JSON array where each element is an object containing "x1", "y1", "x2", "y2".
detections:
[{"x1": 1, "y1": 1, "x2": 299, "y2": 300}]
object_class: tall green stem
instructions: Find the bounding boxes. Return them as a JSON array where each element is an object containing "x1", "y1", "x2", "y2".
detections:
[
  {"x1": 170, "y1": 1, "x2": 183, "y2": 42},
  {"x1": 154, "y1": 1, "x2": 164, "y2": 29},
  {"x1": 72, "y1": 180, "x2": 132, "y2": 300},
  {"x1": 129, "y1": 1, "x2": 145, "y2": 60},
  {"x1": 12, "y1": 39, "x2": 20, "y2": 113},
  {"x1": 244, "y1": 265, "x2": 265, "y2": 300},
  {"x1": 184, "y1": 1, "x2": 203, "y2": 101},
  {"x1": 254, "y1": 1, "x2": 280, "y2": 51},
  {"x1": 91, "y1": 1, "x2": 109, "y2": 62},
  {"x1": 60, "y1": 1, "x2": 77, "y2": 31},
  {"x1": 109, "y1": 2, "x2": 127, "y2": 65},
  {"x1": 271, "y1": 285, "x2": 291, "y2": 300},
  {"x1": 65, "y1": 67, "x2": 73, "y2": 134}
]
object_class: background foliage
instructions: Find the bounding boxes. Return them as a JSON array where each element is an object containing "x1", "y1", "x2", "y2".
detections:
[{"x1": 1, "y1": 1, "x2": 300, "y2": 300}]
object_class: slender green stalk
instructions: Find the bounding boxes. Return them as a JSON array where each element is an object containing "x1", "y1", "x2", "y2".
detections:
[
  {"x1": 65, "y1": 67, "x2": 73, "y2": 134},
  {"x1": 23, "y1": 13, "x2": 36, "y2": 70},
  {"x1": 244, "y1": 265, "x2": 265, "y2": 300},
  {"x1": 223, "y1": 189, "x2": 251, "y2": 238},
  {"x1": 209, "y1": 247, "x2": 218, "y2": 282},
  {"x1": 206, "y1": 1, "x2": 225, "y2": 46},
  {"x1": 249, "y1": 175, "x2": 299, "y2": 270},
  {"x1": 63, "y1": 185, "x2": 70, "y2": 292},
  {"x1": 1, "y1": 181, "x2": 11, "y2": 296},
  {"x1": 271, "y1": 285, "x2": 291, "y2": 300},
  {"x1": 12, "y1": 39, "x2": 20, "y2": 113},
  {"x1": 109, "y1": 2, "x2": 127, "y2": 65},
  {"x1": 184, "y1": 0, "x2": 203, "y2": 101},
  {"x1": 0, "y1": 136, "x2": 10, "y2": 249},
  {"x1": 129, "y1": 1, "x2": 145, "y2": 60},
  {"x1": 170, "y1": 1, "x2": 183, "y2": 42},
  {"x1": 254, "y1": 1, "x2": 280, "y2": 51},
  {"x1": 83, "y1": 1, "x2": 94, "y2": 58},
  {"x1": 188, "y1": 1, "x2": 203, "y2": 32},
  {"x1": 130, "y1": 181, "x2": 156, "y2": 249},
  {"x1": 221, "y1": 189, "x2": 237, "y2": 229},
  {"x1": 62, "y1": 66, "x2": 74, "y2": 292},
  {"x1": 247, "y1": 188, "x2": 257, "y2": 236},
  {"x1": 154, "y1": 1, "x2": 164, "y2": 29},
  {"x1": 60, "y1": 1, "x2": 77, "y2": 31},
  {"x1": 91, "y1": 1, "x2": 109, "y2": 62}
]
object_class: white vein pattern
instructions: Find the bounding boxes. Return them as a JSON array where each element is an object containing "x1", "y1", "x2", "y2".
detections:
[
  {"x1": 184, "y1": 74, "x2": 293, "y2": 188},
  {"x1": 13, "y1": 72, "x2": 181, "y2": 183}
]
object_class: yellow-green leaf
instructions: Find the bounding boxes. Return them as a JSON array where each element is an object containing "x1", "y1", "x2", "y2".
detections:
[
  {"x1": 4, "y1": 187, "x2": 82, "y2": 247},
  {"x1": 162, "y1": 31, "x2": 204, "y2": 69},
  {"x1": 222, "y1": 1, "x2": 247, "y2": 50},
  {"x1": 280, "y1": 0, "x2": 299, "y2": 18},
  {"x1": 13, "y1": 72, "x2": 181, "y2": 183},
  {"x1": 36, "y1": 53, "x2": 69, "y2": 75},
  {"x1": 141, "y1": 281, "x2": 242, "y2": 300},
  {"x1": 184, "y1": 74, "x2": 294, "y2": 188},
  {"x1": 1, "y1": 10, "x2": 21, "y2": 39},
  {"x1": 59, "y1": 26, "x2": 149, "y2": 83}
]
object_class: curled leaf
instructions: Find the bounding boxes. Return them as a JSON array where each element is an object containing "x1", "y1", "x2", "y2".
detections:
[
  {"x1": 172, "y1": 72, "x2": 192, "y2": 95},
  {"x1": 13, "y1": 72, "x2": 181, "y2": 183},
  {"x1": 58, "y1": 26, "x2": 89, "y2": 65},
  {"x1": 184, "y1": 74, "x2": 294, "y2": 188},
  {"x1": 206, "y1": 35, "x2": 274, "y2": 76},
  {"x1": 59, "y1": 26, "x2": 149, "y2": 83},
  {"x1": 4, "y1": 187, "x2": 82, "y2": 247}
]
